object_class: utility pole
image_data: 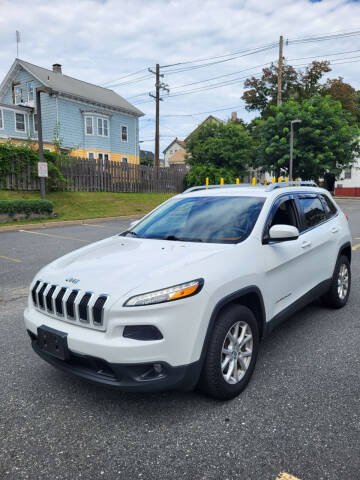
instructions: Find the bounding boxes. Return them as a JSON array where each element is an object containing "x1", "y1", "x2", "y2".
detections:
[
  {"x1": 149, "y1": 64, "x2": 169, "y2": 167},
  {"x1": 289, "y1": 119, "x2": 302, "y2": 180},
  {"x1": 277, "y1": 35, "x2": 283, "y2": 106}
]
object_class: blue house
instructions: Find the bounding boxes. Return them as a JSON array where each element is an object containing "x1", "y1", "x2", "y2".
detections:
[{"x1": 0, "y1": 59, "x2": 144, "y2": 163}]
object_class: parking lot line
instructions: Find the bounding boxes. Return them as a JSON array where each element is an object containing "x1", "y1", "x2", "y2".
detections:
[
  {"x1": 0, "y1": 254, "x2": 22, "y2": 263},
  {"x1": 352, "y1": 243, "x2": 360, "y2": 251},
  {"x1": 18, "y1": 230, "x2": 88, "y2": 243},
  {"x1": 276, "y1": 473, "x2": 302, "y2": 480}
]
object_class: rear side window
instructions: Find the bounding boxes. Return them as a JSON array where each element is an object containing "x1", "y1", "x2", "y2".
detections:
[
  {"x1": 298, "y1": 196, "x2": 327, "y2": 229},
  {"x1": 321, "y1": 194, "x2": 337, "y2": 217}
]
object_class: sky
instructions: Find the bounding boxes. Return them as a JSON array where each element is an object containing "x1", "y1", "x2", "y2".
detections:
[{"x1": 0, "y1": 0, "x2": 360, "y2": 154}]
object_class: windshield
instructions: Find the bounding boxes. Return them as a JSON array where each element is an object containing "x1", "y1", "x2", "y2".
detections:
[{"x1": 122, "y1": 195, "x2": 265, "y2": 244}]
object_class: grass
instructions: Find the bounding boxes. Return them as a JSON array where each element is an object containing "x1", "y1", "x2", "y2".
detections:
[{"x1": 0, "y1": 191, "x2": 174, "y2": 225}]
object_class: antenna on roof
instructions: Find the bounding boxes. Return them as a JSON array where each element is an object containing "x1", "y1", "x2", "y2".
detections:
[{"x1": 16, "y1": 30, "x2": 21, "y2": 57}]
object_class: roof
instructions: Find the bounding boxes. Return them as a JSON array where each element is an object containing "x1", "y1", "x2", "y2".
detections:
[
  {"x1": 184, "y1": 115, "x2": 224, "y2": 141},
  {"x1": 1, "y1": 59, "x2": 144, "y2": 117},
  {"x1": 163, "y1": 137, "x2": 186, "y2": 154}
]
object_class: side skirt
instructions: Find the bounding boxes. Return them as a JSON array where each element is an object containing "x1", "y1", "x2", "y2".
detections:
[{"x1": 265, "y1": 278, "x2": 332, "y2": 336}]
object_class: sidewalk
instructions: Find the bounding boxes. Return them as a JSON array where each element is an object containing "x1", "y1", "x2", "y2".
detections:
[{"x1": 0, "y1": 214, "x2": 142, "y2": 232}]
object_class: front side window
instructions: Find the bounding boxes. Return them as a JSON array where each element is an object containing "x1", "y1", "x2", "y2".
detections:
[
  {"x1": 126, "y1": 196, "x2": 265, "y2": 244},
  {"x1": 27, "y1": 81, "x2": 34, "y2": 101},
  {"x1": 121, "y1": 125, "x2": 128, "y2": 142},
  {"x1": 15, "y1": 113, "x2": 25, "y2": 132},
  {"x1": 0, "y1": 109, "x2": 3, "y2": 129},
  {"x1": 85, "y1": 116, "x2": 93, "y2": 135},
  {"x1": 270, "y1": 198, "x2": 298, "y2": 229},
  {"x1": 298, "y1": 196, "x2": 327, "y2": 229},
  {"x1": 13, "y1": 85, "x2": 22, "y2": 104}
]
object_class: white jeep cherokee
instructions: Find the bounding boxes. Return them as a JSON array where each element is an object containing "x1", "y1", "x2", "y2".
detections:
[{"x1": 24, "y1": 182, "x2": 352, "y2": 400}]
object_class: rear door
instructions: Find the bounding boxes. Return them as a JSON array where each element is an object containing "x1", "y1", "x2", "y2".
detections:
[{"x1": 294, "y1": 193, "x2": 336, "y2": 289}]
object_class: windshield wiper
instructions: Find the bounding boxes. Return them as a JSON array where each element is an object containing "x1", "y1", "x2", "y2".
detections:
[
  {"x1": 120, "y1": 230, "x2": 137, "y2": 237},
  {"x1": 163, "y1": 235, "x2": 203, "y2": 242}
]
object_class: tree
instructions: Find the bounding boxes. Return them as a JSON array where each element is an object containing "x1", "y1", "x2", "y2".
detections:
[
  {"x1": 242, "y1": 61, "x2": 331, "y2": 115},
  {"x1": 186, "y1": 121, "x2": 254, "y2": 175},
  {"x1": 141, "y1": 155, "x2": 154, "y2": 166},
  {"x1": 255, "y1": 95, "x2": 360, "y2": 183},
  {"x1": 322, "y1": 77, "x2": 359, "y2": 121}
]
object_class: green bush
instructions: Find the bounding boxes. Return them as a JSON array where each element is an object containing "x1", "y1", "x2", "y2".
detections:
[
  {"x1": 184, "y1": 164, "x2": 237, "y2": 188},
  {"x1": 0, "y1": 142, "x2": 69, "y2": 191},
  {"x1": 0, "y1": 199, "x2": 54, "y2": 217}
]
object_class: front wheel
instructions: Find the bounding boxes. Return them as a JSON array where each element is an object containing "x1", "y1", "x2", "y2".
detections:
[
  {"x1": 321, "y1": 255, "x2": 351, "y2": 309},
  {"x1": 199, "y1": 305, "x2": 259, "y2": 400}
]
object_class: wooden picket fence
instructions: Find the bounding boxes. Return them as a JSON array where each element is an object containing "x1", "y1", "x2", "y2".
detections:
[{"x1": 2, "y1": 157, "x2": 187, "y2": 193}]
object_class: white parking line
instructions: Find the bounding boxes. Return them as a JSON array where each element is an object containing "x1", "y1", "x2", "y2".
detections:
[{"x1": 18, "y1": 230, "x2": 87, "y2": 243}]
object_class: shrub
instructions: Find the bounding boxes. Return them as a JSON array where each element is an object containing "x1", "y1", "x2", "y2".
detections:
[
  {"x1": 0, "y1": 199, "x2": 54, "y2": 217},
  {"x1": 184, "y1": 164, "x2": 237, "y2": 188}
]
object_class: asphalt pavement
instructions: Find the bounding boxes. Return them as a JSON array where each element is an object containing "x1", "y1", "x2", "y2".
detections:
[{"x1": 0, "y1": 199, "x2": 359, "y2": 480}]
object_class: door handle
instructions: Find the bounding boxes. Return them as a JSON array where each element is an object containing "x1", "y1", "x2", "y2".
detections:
[
  {"x1": 301, "y1": 240, "x2": 312, "y2": 249},
  {"x1": 331, "y1": 226, "x2": 340, "y2": 234}
]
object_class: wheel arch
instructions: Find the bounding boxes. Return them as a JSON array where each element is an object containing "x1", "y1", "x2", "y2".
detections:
[
  {"x1": 339, "y1": 242, "x2": 351, "y2": 265},
  {"x1": 199, "y1": 286, "x2": 266, "y2": 369}
]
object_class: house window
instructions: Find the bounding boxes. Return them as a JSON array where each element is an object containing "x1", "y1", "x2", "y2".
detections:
[
  {"x1": 344, "y1": 168, "x2": 352, "y2": 179},
  {"x1": 27, "y1": 81, "x2": 34, "y2": 102},
  {"x1": 0, "y1": 109, "x2": 3, "y2": 129},
  {"x1": 121, "y1": 125, "x2": 128, "y2": 142},
  {"x1": 98, "y1": 153, "x2": 109, "y2": 161},
  {"x1": 122, "y1": 157, "x2": 128, "y2": 164},
  {"x1": 15, "y1": 113, "x2": 25, "y2": 132},
  {"x1": 13, "y1": 85, "x2": 22, "y2": 104},
  {"x1": 97, "y1": 118, "x2": 109, "y2": 137},
  {"x1": 87, "y1": 152, "x2": 95, "y2": 160},
  {"x1": 33, "y1": 113, "x2": 38, "y2": 132},
  {"x1": 85, "y1": 116, "x2": 93, "y2": 135}
]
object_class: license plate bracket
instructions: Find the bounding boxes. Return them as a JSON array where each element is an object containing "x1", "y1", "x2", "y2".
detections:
[{"x1": 37, "y1": 325, "x2": 70, "y2": 361}]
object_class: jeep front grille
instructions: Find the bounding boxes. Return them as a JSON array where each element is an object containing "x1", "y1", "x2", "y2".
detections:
[{"x1": 31, "y1": 281, "x2": 109, "y2": 330}]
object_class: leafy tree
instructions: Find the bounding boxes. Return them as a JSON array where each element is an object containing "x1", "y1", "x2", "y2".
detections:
[
  {"x1": 255, "y1": 95, "x2": 360, "y2": 184},
  {"x1": 141, "y1": 155, "x2": 154, "y2": 166},
  {"x1": 184, "y1": 164, "x2": 237, "y2": 188},
  {"x1": 322, "y1": 77, "x2": 359, "y2": 121},
  {"x1": 242, "y1": 61, "x2": 331, "y2": 115},
  {"x1": 186, "y1": 121, "x2": 254, "y2": 176}
]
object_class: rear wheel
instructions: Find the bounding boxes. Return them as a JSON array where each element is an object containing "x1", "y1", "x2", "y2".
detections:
[
  {"x1": 199, "y1": 305, "x2": 259, "y2": 400},
  {"x1": 321, "y1": 255, "x2": 351, "y2": 308}
]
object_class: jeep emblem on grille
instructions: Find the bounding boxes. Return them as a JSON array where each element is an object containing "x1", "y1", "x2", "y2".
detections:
[{"x1": 65, "y1": 277, "x2": 80, "y2": 284}]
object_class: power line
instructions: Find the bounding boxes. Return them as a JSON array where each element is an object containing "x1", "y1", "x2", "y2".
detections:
[{"x1": 101, "y1": 68, "x2": 148, "y2": 87}]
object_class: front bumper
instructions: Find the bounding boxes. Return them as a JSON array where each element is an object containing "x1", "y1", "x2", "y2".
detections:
[{"x1": 29, "y1": 330, "x2": 201, "y2": 391}]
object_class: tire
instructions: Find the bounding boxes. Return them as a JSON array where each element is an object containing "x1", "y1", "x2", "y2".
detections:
[
  {"x1": 199, "y1": 304, "x2": 259, "y2": 400},
  {"x1": 321, "y1": 254, "x2": 351, "y2": 309}
]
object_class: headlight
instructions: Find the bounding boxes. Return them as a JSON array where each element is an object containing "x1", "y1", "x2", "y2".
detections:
[{"x1": 124, "y1": 279, "x2": 204, "y2": 307}]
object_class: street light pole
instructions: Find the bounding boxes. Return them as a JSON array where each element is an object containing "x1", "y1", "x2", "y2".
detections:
[{"x1": 289, "y1": 119, "x2": 302, "y2": 181}]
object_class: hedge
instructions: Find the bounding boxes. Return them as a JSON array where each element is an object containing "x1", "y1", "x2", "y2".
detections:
[{"x1": 0, "y1": 199, "x2": 54, "y2": 217}]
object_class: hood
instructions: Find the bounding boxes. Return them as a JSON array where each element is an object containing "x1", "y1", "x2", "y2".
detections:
[{"x1": 38, "y1": 235, "x2": 231, "y2": 299}]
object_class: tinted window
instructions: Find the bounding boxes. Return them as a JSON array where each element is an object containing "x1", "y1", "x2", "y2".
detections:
[
  {"x1": 270, "y1": 199, "x2": 298, "y2": 228},
  {"x1": 321, "y1": 194, "x2": 337, "y2": 217},
  {"x1": 299, "y1": 196, "x2": 327, "y2": 229},
  {"x1": 126, "y1": 196, "x2": 265, "y2": 244}
]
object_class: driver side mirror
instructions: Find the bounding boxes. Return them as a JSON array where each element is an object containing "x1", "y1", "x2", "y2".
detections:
[{"x1": 268, "y1": 224, "x2": 299, "y2": 242}]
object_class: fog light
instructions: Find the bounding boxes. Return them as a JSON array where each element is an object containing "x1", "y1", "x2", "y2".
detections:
[{"x1": 153, "y1": 363, "x2": 163, "y2": 374}]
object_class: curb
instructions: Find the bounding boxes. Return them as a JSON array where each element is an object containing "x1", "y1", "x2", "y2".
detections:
[
  {"x1": 334, "y1": 196, "x2": 360, "y2": 200},
  {"x1": 0, "y1": 214, "x2": 142, "y2": 233}
]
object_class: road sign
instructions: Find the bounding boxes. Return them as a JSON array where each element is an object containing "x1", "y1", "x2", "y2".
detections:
[{"x1": 38, "y1": 162, "x2": 48, "y2": 178}]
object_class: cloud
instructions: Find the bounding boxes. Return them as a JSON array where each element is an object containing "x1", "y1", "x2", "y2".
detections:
[{"x1": 0, "y1": 0, "x2": 359, "y2": 152}]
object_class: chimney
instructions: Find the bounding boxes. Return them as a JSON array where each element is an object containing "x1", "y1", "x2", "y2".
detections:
[
  {"x1": 52, "y1": 63, "x2": 62, "y2": 74},
  {"x1": 231, "y1": 111, "x2": 238, "y2": 123}
]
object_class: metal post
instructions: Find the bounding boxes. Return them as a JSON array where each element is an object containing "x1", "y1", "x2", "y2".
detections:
[
  {"x1": 277, "y1": 36, "x2": 283, "y2": 107},
  {"x1": 289, "y1": 119, "x2": 301, "y2": 181},
  {"x1": 36, "y1": 88, "x2": 46, "y2": 200}
]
